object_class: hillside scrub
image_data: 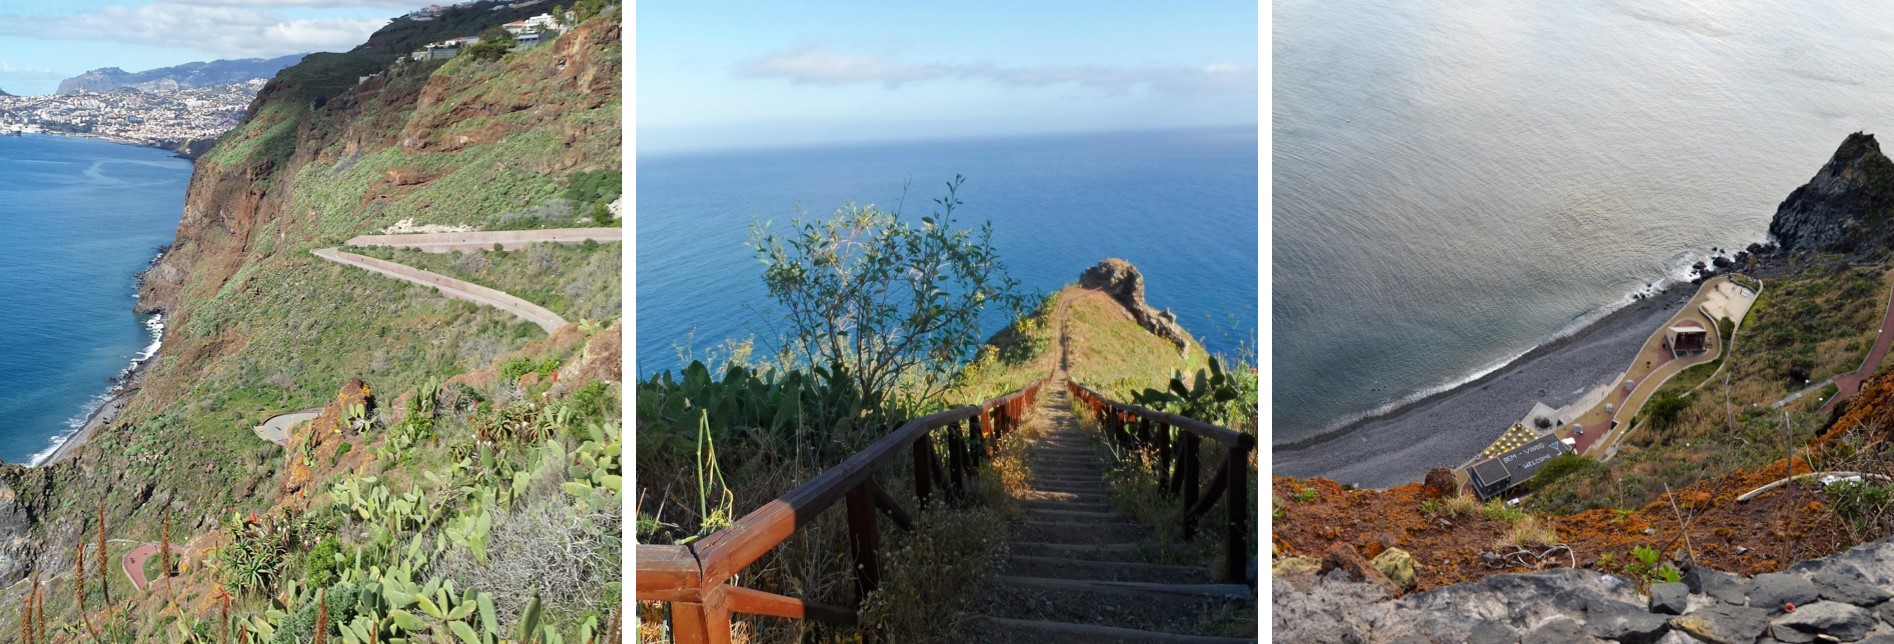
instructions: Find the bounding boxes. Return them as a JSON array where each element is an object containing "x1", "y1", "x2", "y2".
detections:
[{"x1": 352, "y1": 242, "x2": 622, "y2": 322}]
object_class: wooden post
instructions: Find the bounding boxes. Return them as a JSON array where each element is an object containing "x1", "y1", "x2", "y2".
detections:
[
  {"x1": 1181, "y1": 434, "x2": 1200, "y2": 540},
  {"x1": 912, "y1": 433, "x2": 934, "y2": 509},
  {"x1": 845, "y1": 483, "x2": 882, "y2": 599},
  {"x1": 970, "y1": 413, "x2": 985, "y2": 466},
  {"x1": 1156, "y1": 423, "x2": 1173, "y2": 493},
  {"x1": 1225, "y1": 447, "x2": 1248, "y2": 584},
  {"x1": 1138, "y1": 417, "x2": 1152, "y2": 448},
  {"x1": 670, "y1": 586, "x2": 733, "y2": 644},
  {"x1": 948, "y1": 421, "x2": 968, "y2": 497}
]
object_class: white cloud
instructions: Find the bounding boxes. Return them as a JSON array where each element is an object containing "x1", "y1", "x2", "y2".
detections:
[
  {"x1": 737, "y1": 46, "x2": 1258, "y2": 95},
  {"x1": 0, "y1": 2, "x2": 386, "y2": 59}
]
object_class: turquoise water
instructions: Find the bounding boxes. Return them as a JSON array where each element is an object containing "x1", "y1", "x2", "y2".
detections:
[
  {"x1": 636, "y1": 128, "x2": 1259, "y2": 376},
  {"x1": 0, "y1": 134, "x2": 188, "y2": 464}
]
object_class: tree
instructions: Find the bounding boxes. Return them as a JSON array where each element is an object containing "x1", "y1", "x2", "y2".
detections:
[{"x1": 751, "y1": 176, "x2": 1026, "y2": 415}]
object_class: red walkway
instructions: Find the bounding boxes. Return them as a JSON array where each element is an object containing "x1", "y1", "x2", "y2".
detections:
[
  {"x1": 1821, "y1": 281, "x2": 1894, "y2": 414},
  {"x1": 123, "y1": 543, "x2": 158, "y2": 590}
]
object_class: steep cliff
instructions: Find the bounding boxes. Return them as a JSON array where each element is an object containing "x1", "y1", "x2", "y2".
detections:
[
  {"x1": 1769, "y1": 132, "x2": 1894, "y2": 254},
  {"x1": 0, "y1": 6, "x2": 621, "y2": 636}
]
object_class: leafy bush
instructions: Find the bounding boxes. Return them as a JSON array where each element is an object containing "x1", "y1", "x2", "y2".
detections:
[
  {"x1": 1481, "y1": 499, "x2": 1527, "y2": 523},
  {"x1": 1643, "y1": 391, "x2": 1692, "y2": 430}
]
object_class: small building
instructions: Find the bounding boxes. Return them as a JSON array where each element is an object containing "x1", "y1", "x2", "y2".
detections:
[
  {"x1": 1467, "y1": 432, "x2": 1573, "y2": 500},
  {"x1": 514, "y1": 31, "x2": 544, "y2": 49},
  {"x1": 1665, "y1": 319, "x2": 1710, "y2": 358}
]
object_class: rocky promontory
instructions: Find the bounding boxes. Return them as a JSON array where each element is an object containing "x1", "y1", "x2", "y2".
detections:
[
  {"x1": 1079, "y1": 258, "x2": 1192, "y2": 352},
  {"x1": 1769, "y1": 132, "x2": 1894, "y2": 255}
]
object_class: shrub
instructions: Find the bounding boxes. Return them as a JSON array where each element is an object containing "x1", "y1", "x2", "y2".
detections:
[
  {"x1": 1481, "y1": 499, "x2": 1527, "y2": 523},
  {"x1": 1644, "y1": 391, "x2": 1692, "y2": 430},
  {"x1": 1293, "y1": 487, "x2": 1319, "y2": 503},
  {"x1": 1421, "y1": 494, "x2": 1479, "y2": 519}
]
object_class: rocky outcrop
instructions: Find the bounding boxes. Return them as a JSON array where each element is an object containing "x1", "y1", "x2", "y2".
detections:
[
  {"x1": 1769, "y1": 132, "x2": 1894, "y2": 254},
  {"x1": 1274, "y1": 536, "x2": 1894, "y2": 643},
  {"x1": 1078, "y1": 259, "x2": 1192, "y2": 352}
]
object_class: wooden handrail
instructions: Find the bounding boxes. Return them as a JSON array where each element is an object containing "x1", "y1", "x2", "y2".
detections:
[
  {"x1": 637, "y1": 375, "x2": 1050, "y2": 642},
  {"x1": 1067, "y1": 383, "x2": 1255, "y2": 449},
  {"x1": 1066, "y1": 381, "x2": 1255, "y2": 585}
]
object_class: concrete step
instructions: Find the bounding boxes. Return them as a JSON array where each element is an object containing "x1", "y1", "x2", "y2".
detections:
[
  {"x1": 1023, "y1": 507, "x2": 1131, "y2": 523},
  {"x1": 1010, "y1": 541, "x2": 1145, "y2": 559},
  {"x1": 1020, "y1": 499, "x2": 1112, "y2": 513}
]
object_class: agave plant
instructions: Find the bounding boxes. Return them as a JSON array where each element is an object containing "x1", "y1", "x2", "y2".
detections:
[{"x1": 1125, "y1": 356, "x2": 1242, "y2": 425}]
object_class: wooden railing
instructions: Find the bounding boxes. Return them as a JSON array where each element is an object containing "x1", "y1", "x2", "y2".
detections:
[
  {"x1": 1067, "y1": 382, "x2": 1256, "y2": 584},
  {"x1": 636, "y1": 378, "x2": 1047, "y2": 643}
]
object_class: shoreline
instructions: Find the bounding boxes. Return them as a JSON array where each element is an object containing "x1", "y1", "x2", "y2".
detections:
[
  {"x1": 37, "y1": 316, "x2": 161, "y2": 466},
  {"x1": 1273, "y1": 280, "x2": 1698, "y2": 488}
]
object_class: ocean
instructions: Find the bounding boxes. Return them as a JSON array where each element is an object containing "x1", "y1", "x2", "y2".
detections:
[
  {"x1": 0, "y1": 134, "x2": 187, "y2": 464},
  {"x1": 636, "y1": 128, "x2": 1259, "y2": 377},
  {"x1": 1273, "y1": 0, "x2": 1894, "y2": 444}
]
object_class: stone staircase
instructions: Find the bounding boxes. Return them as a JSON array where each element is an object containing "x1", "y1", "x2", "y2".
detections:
[{"x1": 961, "y1": 381, "x2": 1254, "y2": 643}]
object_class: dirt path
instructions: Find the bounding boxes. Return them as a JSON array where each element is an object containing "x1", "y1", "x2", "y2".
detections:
[
  {"x1": 1821, "y1": 280, "x2": 1894, "y2": 414},
  {"x1": 344, "y1": 227, "x2": 621, "y2": 253},
  {"x1": 123, "y1": 543, "x2": 158, "y2": 590},
  {"x1": 312, "y1": 248, "x2": 567, "y2": 333}
]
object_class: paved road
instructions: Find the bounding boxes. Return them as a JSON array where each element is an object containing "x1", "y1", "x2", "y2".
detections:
[
  {"x1": 344, "y1": 228, "x2": 621, "y2": 253},
  {"x1": 313, "y1": 248, "x2": 568, "y2": 333},
  {"x1": 1822, "y1": 279, "x2": 1894, "y2": 414},
  {"x1": 123, "y1": 543, "x2": 158, "y2": 590},
  {"x1": 253, "y1": 408, "x2": 323, "y2": 446}
]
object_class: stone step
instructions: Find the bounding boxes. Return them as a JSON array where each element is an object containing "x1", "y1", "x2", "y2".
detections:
[
  {"x1": 1024, "y1": 507, "x2": 1131, "y2": 523},
  {"x1": 1020, "y1": 499, "x2": 1113, "y2": 513},
  {"x1": 962, "y1": 616, "x2": 1256, "y2": 643},
  {"x1": 1002, "y1": 554, "x2": 1216, "y2": 584},
  {"x1": 1011, "y1": 541, "x2": 1145, "y2": 560},
  {"x1": 964, "y1": 577, "x2": 1254, "y2": 638},
  {"x1": 1013, "y1": 520, "x2": 1150, "y2": 545},
  {"x1": 1020, "y1": 490, "x2": 1111, "y2": 503}
]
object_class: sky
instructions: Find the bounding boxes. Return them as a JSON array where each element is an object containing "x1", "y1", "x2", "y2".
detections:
[
  {"x1": 0, "y1": 0, "x2": 423, "y2": 95},
  {"x1": 638, "y1": 2, "x2": 1260, "y2": 154}
]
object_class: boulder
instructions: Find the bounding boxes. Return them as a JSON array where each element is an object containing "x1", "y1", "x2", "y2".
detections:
[
  {"x1": 1589, "y1": 599, "x2": 1673, "y2": 644},
  {"x1": 1751, "y1": 573, "x2": 1820, "y2": 612},
  {"x1": 1421, "y1": 468, "x2": 1458, "y2": 500},
  {"x1": 1650, "y1": 581, "x2": 1690, "y2": 615},
  {"x1": 1321, "y1": 541, "x2": 1403, "y2": 597},
  {"x1": 1669, "y1": 604, "x2": 1771, "y2": 644},
  {"x1": 1814, "y1": 569, "x2": 1893, "y2": 607},
  {"x1": 1371, "y1": 548, "x2": 1419, "y2": 590},
  {"x1": 1525, "y1": 615, "x2": 1597, "y2": 644},
  {"x1": 1273, "y1": 556, "x2": 1320, "y2": 577},
  {"x1": 1769, "y1": 132, "x2": 1894, "y2": 255},
  {"x1": 1684, "y1": 566, "x2": 1751, "y2": 605},
  {"x1": 1769, "y1": 600, "x2": 1876, "y2": 643}
]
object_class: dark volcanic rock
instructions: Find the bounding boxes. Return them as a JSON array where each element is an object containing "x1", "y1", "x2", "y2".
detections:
[
  {"x1": 1671, "y1": 604, "x2": 1771, "y2": 644},
  {"x1": 1813, "y1": 569, "x2": 1894, "y2": 607},
  {"x1": 1769, "y1": 600, "x2": 1876, "y2": 642},
  {"x1": 1078, "y1": 258, "x2": 1192, "y2": 352},
  {"x1": 1769, "y1": 132, "x2": 1894, "y2": 254},
  {"x1": 1686, "y1": 566, "x2": 1752, "y2": 605},
  {"x1": 1421, "y1": 467, "x2": 1457, "y2": 500},
  {"x1": 1751, "y1": 572, "x2": 1821, "y2": 612},
  {"x1": 1651, "y1": 581, "x2": 1690, "y2": 615},
  {"x1": 1591, "y1": 600, "x2": 1673, "y2": 644}
]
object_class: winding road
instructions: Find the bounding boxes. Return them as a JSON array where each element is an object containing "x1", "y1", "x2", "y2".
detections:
[
  {"x1": 123, "y1": 543, "x2": 159, "y2": 590},
  {"x1": 313, "y1": 248, "x2": 568, "y2": 333},
  {"x1": 343, "y1": 227, "x2": 621, "y2": 253}
]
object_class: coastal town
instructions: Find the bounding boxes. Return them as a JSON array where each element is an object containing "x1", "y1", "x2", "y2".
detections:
[{"x1": 0, "y1": 79, "x2": 264, "y2": 151}]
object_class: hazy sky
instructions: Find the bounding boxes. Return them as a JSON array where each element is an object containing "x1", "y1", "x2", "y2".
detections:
[
  {"x1": 638, "y1": 2, "x2": 1259, "y2": 154},
  {"x1": 0, "y1": 0, "x2": 417, "y2": 95}
]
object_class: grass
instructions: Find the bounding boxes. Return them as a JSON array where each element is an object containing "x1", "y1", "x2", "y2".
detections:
[
  {"x1": 1495, "y1": 515, "x2": 1560, "y2": 549},
  {"x1": 1419, "y1": 494, "x2": 1479, "y2": 519}
]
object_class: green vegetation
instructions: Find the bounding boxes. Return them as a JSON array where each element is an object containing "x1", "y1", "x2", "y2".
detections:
[
  {"x1": 751, "y1": 176, "x2": 1028, "y2": 414},
  {"x1": 1293, "y1": 487, "x2": 1319, "y2": 503},
  {"x1": 1621, "y1": 545, "x2": 1683, "y2": 587},
  {"x1": 1481, "y1": 499, "x2": 1527, "y2": 523}
]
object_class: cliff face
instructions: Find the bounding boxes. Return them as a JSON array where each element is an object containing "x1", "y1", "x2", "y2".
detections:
[{"x1": 1769, "y1": 132, "x2": 1894, "y2": 254}]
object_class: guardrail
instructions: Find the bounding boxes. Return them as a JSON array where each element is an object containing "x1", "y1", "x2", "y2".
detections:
[
  {"x1": 636, "y1": 377, "x2": 1048, "y2": 643},
  {"x1": 1067, "y1": 382, "x2": 1256, "y2": 584}
]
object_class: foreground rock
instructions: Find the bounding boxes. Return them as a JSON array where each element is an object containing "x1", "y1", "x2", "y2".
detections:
[
  {"x1": 1769, "y1": 132, "x2": 1894, "y2": 255},
  {"x1": 1274, "y1": 536, "x2": 1894, "y2": 642}
]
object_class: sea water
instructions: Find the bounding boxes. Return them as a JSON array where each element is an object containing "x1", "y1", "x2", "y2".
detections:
[
  {"x1": 0, "y1": 134, "x2": 187, "y2": 464},
  {"x1": 1275, "y1": 0, "x2": 1894, "y2": 443},
  {"x1": 637, "y1": 128, "x2": 1260, "y2": 377}
]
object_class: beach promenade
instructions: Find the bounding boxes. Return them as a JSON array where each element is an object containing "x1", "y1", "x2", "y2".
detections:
[{"x1": 1565, "y1": 275, "x2": 1757, "y2": 458}]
